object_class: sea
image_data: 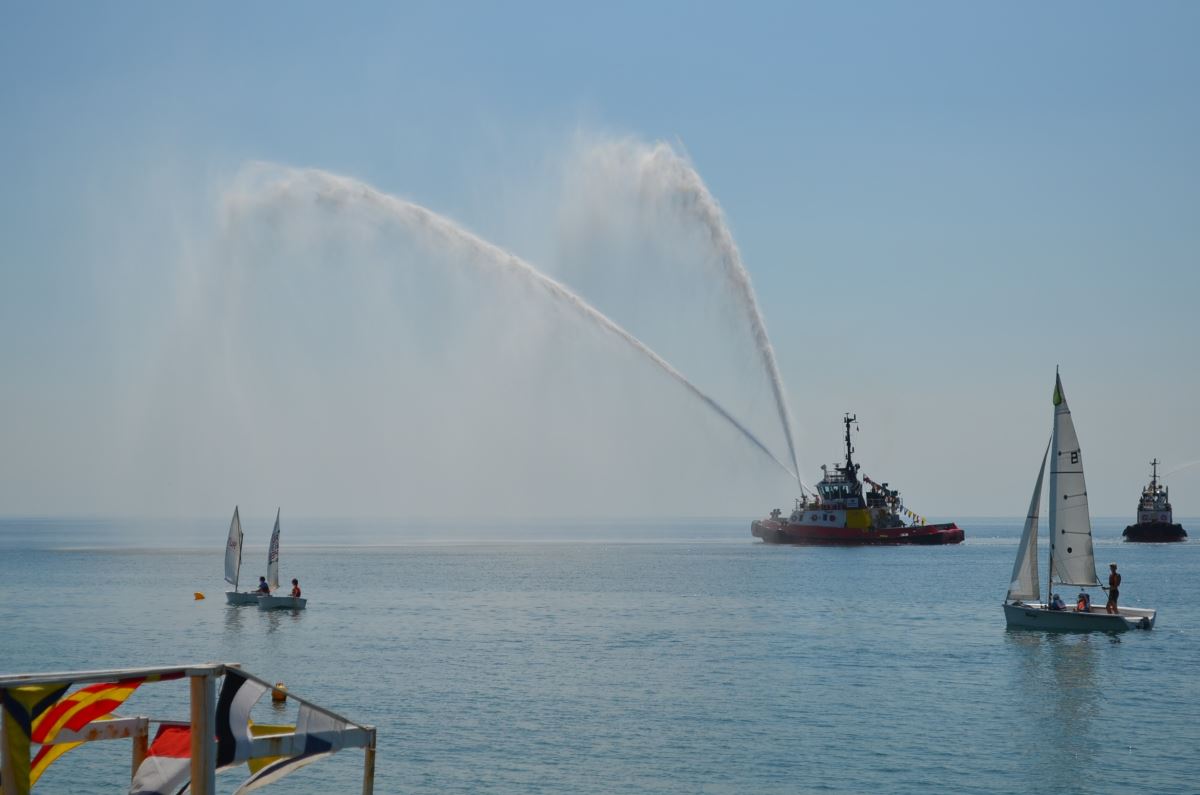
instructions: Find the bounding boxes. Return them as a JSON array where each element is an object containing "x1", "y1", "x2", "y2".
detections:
[{"x1": 1, "y1": 516, "x2": 1197, "y2": 794}]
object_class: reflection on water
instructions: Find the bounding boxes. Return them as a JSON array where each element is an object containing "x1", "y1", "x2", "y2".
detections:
[
  {"x1": 224, "y1": 604, "x2": 246, "y2": 632},
  {"x1": 224, "y1": 603, "x2": 306, "y2": 637},
  {"x1": 1005, "y1": 631, "x2": 1114, "y2": 789},
  {"x1": 263, "y1": 607, "x2": 305, "y2": 634}
]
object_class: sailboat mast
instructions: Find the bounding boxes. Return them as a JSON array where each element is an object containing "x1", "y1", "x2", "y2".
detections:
[{"x1": 1047, "y1": 375, "x2": 1059, "y2": 606}]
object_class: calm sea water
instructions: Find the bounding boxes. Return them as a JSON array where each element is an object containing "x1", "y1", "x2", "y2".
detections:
[{"x1": 1, "y1": 517, "x2": 1197, "y2": 794}]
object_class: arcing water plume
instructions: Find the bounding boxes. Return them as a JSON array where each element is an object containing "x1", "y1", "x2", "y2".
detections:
[
  {"x1": 224, "y1": 164, "x2": 798, "y2": 481},
  {"x1": 605, "y1": 140, "x2": 802, "y2": 488},
  {"x1": 1164, "y1": 459, "x2": 1200, "y2": 478}
]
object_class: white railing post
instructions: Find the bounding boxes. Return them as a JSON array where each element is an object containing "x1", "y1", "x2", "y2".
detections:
[
  {"x1": 189, "y1": 671, "x2": 217, "y2": 795},
  {"x1": 131, "y1": 716, "x2": 149, "y2": 781},
  {"x1": 361, "y1": 726, "x2": 377, "y2": 795}
]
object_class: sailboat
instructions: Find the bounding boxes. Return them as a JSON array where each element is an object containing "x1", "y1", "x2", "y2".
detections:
[
  {"x1": 224, "y1": 507, "x2": 262, "y2": 606},
  {"x1": 1003, "y1": 372, "x2": 1156, "y2": 631},
  {"x1": 257, "y1": 509, "x2": 307, "y2": 610}
]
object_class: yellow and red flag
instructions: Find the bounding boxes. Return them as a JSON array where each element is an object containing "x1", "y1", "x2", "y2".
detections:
[{"x1": 25, "y1": 672, "x2": 184, "y2": 786}]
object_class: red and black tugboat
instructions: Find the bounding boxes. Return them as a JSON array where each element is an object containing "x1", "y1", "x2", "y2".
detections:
[
  {"x1": 1122, "y1": 459, "x2": 1187, "y2": 542},
  {"x1": 751, "y1": 414, "x2": 964, "y2": 545}
]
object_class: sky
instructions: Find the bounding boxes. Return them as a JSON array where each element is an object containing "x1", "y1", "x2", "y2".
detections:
[{"x1": 1, "y1": 2, "x2": 1198, "y2": 521}]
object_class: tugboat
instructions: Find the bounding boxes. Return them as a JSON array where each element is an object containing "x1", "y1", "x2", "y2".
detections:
[
  {"x1": 751, "y1": 414, "x2": 964, "y2": 545},
  {"x1": 1122, "y1": 459, "x2": 1187, "y2": 542}
]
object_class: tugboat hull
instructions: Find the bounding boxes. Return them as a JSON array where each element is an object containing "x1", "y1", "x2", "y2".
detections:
[
  {"x1": 1122, "y1": 522, "x2": 1187, "y2": 542},
  {"x1": 751, "y1": 518, "x2": 964, "y2": 546}
]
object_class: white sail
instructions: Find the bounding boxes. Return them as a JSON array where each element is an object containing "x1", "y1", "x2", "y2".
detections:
[
  {"x1": 267, "y1": 509, "x2": 281, "y2": 592},
  {"x1": 225, "y1": 506, "x2": 243, "y2": 588},
  {"x1": 1048, "y1": 373, "x2": 1100, "y2": 587},
  {"x1": 1008, "y1": 440, "x2": 1049, "y2": 602}
]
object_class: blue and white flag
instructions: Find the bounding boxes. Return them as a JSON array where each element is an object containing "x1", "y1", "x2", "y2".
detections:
[
  {"x1": 233, "y1": 704, "x2": 349, "y2": 793},
  {"x1": 216, "y1": 670, "x2": 269, "y2": 770}
]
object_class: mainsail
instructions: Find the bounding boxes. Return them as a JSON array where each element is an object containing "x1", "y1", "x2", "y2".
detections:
[
  {"x1": 1008, "y1": 440, "x2": 1049, "y2": 602},
  {"x1": 1048, "y1": 373, "x2": 1100, "y2": 587},
  {"x1": 267, "y1": 509, "x2": 281, "y2": 592},
  {"x1": 225, "y1": 506, "x2": 244, "y2": 589}
]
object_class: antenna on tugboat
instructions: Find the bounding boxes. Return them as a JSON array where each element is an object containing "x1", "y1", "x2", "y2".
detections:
[{"x1": 843, "y1": 413, "x2": 859, "y2": 473}]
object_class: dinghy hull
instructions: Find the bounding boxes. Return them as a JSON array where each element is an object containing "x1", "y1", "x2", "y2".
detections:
[
  {"x1": 257, "y1": 595, "x2": 307, "y2": 611},
  {"x1": 1003, "y1": 602, "x2": 1155, "y2": 632},
  {"x1": 225, "y1": 591, "x2": 262, "y2": 606}
]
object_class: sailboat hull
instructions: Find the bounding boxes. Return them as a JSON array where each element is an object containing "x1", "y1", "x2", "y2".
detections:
[
  {"x1": 1003, "y1": 602, "x2": 1155, "y2": 632},
  {"x1": 225, "y1": 591, "x2": 262, "y2": 606},
  {"x1": 257, "y1": 595, "x2": 307, "y2": 611}
]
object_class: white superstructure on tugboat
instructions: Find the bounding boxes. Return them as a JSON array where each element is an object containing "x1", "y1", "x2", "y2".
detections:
[
  {"x1": 1122, "y1": 459, "x2": 1187, "y2": 542},
  {"x1": 751, "y1": 414, "x2": 964, "y2": 545}
]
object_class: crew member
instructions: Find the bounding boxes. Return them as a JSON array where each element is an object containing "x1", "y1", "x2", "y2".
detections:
[{"x1": 1106, "y1": 563, "x2": 1121, "y2": 614}]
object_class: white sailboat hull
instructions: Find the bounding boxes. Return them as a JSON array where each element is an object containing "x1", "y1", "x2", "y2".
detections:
[
  {"x1": 257, "y1": 595, "x2": 307, "y2": 611},
  {"x1": 225, "y1": 591, "x2": 262, "y2": 606},
  {"x1": 1003, "y1": 601, "x2": 1155, "y2": 632}
]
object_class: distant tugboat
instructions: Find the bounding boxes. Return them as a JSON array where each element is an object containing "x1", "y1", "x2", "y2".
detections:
[
  {"x1": 751, "y1": 414, "x2": 964, "y2": 545},
  {"x1": 1122, "y1": 459, "x2": 1187, "y2": 542}
]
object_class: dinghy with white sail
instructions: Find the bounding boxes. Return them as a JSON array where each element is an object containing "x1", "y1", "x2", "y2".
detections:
[
  {"x1": 224, "y1": 507, "x2": 261, "y2": 605},
  {"x1": 1003, "y1": 372, "x2": 1156, "y2": 631},
  {"x1": 258, "y1": 509, "x2": 307, "y2": 610}
]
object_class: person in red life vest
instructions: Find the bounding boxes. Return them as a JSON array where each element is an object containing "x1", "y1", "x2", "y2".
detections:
[{"x1": 291, "y1": 578, "x2": 301, "y2": 598}]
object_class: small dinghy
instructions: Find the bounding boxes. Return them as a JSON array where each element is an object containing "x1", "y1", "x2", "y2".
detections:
[
  {"x1": 256, "y1": 511, "x2": 306, "y2": 611},
  {"x1": 223, "y1": 507, "x2": 262, "y2": 605}
]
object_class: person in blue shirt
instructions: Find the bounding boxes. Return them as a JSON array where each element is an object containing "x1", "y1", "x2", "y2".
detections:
[
  {"x1": 257, "y1": 576, "x2": 270, "y2": 594},
  {"x1": 1049, "y1": 594, "x2": 1066, "y2": 610}
]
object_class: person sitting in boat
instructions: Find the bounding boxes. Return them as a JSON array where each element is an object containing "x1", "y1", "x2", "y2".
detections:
[
  {"x1": 290, "y1": 578, "x2": 301, "y2": 598},
  {"x1": 1049, "y1": 593, "x2": 1066, "y2": 611},
  {"x1": 257, "y1": 576, "x2": 270, "y2": 594},
  {"x1": 1075, "y1": 592, "x2": 1091, "y2": 612}
]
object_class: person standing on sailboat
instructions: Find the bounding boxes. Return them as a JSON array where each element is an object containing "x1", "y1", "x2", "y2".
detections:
[{"x1": 1106, "y1": 563, "x2": 1121, "y2": 614}]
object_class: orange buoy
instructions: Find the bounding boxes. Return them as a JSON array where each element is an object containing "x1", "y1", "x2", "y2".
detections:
[
  {"x1": 272, "y1": 682, "x2": 287, "y2": 703},
  {"x1": 194, "y1": 592, "x2": 206, "y2": 600}
]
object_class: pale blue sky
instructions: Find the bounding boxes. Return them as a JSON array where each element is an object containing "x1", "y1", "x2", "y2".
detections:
[{"x1": 2, "y1": 2, "x2": 1198, "y2": 519}]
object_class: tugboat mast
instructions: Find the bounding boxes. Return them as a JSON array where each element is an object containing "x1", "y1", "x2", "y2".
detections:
[
  {"x1": 1150, "y1": 458, "x2": 1159, "y2": 492},
  {"x1": 841, "y1": 413, "x2": 860, "y2": 478}
]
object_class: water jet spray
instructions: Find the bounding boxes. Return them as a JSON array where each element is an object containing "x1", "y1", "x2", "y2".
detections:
[{"x1": 224, "y1": 165, "x2": 800, "y2": 484}]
